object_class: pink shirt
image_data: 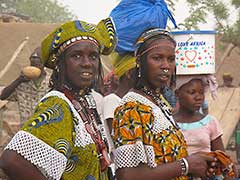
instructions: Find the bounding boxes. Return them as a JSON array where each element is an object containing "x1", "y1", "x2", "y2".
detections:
[{"x1": 177, "y1": 115, "x2": 223, "y2": 154}]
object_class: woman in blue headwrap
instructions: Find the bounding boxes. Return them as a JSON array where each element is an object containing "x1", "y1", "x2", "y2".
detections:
[{"x1": 112, "y1": 28, "x2": 218, "y2": 180}]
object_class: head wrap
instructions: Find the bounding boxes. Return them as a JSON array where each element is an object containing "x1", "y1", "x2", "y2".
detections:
[
  {"x1": 222, "y1": 72, "x2": 233, "y2": 80},
  {"x1": 175, "y1": 74, "x2": 218, "y2": 100},
  {"x1": 110, "y1": 0, "x2": 177, "y2": 54},
  {"x1": 41, "y1": 18, "x2": 117, "y2": 69},
  {"x1": 111, "y1": 52, "x2": 136, "y2": 78}
]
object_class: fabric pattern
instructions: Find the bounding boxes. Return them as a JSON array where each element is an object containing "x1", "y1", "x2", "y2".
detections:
[
  {"x1": 177, "y1": 115, "x2": 223, "y2": 155},
  {"x1": 110, "y1": 52, "x2": 136, "y2": 79},
  {"x1": 112, "y1": 92, "x2": 188, "y2": 180},
  {"x1": 5, "y1": 131, "x2": 67, "y2": 180},
  {"x1": 41, "y1": 18, "x2": 117, "y2": 69},
  {"x1": 5, "y1": 90, "x2": 108, "y2": 180}
]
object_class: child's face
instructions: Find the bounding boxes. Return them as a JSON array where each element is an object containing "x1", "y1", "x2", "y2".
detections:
[{"x1": 177, "y1": 79, "x2": 205, "y2": 112}]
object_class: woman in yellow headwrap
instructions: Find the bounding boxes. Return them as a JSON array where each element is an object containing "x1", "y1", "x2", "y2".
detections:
[
  {"x1": 0, "y1": 18, "x2": 116, "y2": 180},
  {"x1": 103, "y1": 52, "x2": 136, "y2": 178}
]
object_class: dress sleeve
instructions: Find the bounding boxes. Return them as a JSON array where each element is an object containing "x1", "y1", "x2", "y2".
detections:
[
  {"x1": 112, "y1": 101, "x2": 157, "y2": 169},
  {"x1": 5, "y1": 96, "x2": 74, "y2": 180},
  {"x1": 208, "y1": 115, "x2": 223, "y2": 141}
]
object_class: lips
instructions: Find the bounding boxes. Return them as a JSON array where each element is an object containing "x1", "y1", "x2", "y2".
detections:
[
  {"x1": 157, "y1": 73, "x2": 170, "y2": 81},
  {"x1": 79, "y1": 71, "x2": 93, "y2": 79}
]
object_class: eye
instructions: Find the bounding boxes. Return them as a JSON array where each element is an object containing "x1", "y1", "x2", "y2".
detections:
[
  {"x1": 152, "y1": 55, "x2": 162, "y2": 61},
  {"x1": 187, "y1": 89, "x2": 195, "y2": 95},
  {"x1": 169, "y1": 56, "x2": 175, "y2": 63},
  {"x1": 72, "y1": 54, "x2": 81, "y2": 59},
  {"x1": 90, "y1": 53, "x2": 99, "y2": 61},
  {"x1": 199, "y1": 90, "x2": 204, "y2": 95}
]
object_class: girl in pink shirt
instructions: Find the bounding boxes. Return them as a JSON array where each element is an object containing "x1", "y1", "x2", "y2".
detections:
[{"x1": 173, "y1": 76, "x2": 233, "y2": 180}]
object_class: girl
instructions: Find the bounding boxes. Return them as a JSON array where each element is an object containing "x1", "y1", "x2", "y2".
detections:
[{"x1": 174, "y1": 75, "x2": 236, "y2": 179}]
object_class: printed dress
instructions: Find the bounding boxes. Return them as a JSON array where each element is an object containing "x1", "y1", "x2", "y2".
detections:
[
  {"x1": 112, "y1": 92, "x2": 188, "y2": 180},
  {"x1": 5, "y1": 90, "x2": 108, "y2": 180}
]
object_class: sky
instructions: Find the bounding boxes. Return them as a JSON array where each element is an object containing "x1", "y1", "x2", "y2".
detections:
[{"x1": 58, "y1": 0, "x2": 237, "y2": 30}]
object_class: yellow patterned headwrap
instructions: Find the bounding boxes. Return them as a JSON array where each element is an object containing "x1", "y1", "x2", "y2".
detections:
[
  {"x1": 111, "y1": 52, "x2": 136, "y2": 79},
  {"x1": 41, "y1": 18, "x2": 117, "y2": 69}
]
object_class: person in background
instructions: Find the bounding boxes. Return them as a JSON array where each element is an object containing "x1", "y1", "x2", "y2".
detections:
[
  {"x1": 112, "y1": 28, "x2": 217, "y2": 180},
  {"x1": 219, "y1": 73, "x2": 235, "y2": 88},
  {"x1": 0, "y1": 47, "x2": 51, "y2": 126},
  {"x1": 103, "y1": 71, "x2": 119, "y2": 96},
  {"x1": 103, "y1": 52, "x2": 136, "y2": 178},
  {"x1": 0, "y1": 18, "x2": 117, "y2": 180},
  {"x1": 174, "y1": 75, "x2": 238, "y2": 180}
]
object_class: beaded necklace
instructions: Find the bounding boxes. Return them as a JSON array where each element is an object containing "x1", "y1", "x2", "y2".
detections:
[
  {"x1": 62, "y1": 85, "x2": 111, "y2": 171},
  {"x1": 141, "y1": 86, "x2": 180, "y2": 129}
]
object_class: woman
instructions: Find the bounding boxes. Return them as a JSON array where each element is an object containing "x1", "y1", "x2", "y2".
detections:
[
  {"x1": 112, "y1": 28, "x2": 216, "y2": 180},
  {"x1": 0, "y1": 18, "x2": 116, "y2": 180}
]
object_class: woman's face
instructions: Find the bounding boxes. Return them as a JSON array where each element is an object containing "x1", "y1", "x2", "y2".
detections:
[
  {"x1": 145, "y1": 39, "x2": 175, "y2": 89},
  {"x1": 177, "y1": 79, "x2": 205, "y2": 112},
  {"x1": 63, "y1": 41, "x2": 100, "y2": 90}
]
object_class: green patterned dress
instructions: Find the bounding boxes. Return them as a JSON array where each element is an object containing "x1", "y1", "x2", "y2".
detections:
[{"x1": 5, "y1": 90, "x2": 108, "y2": 180}]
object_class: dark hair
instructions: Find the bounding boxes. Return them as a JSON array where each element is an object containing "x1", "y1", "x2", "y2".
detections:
[{"x1": 49, "y1": 52, "x2": 104, "y2": 92}]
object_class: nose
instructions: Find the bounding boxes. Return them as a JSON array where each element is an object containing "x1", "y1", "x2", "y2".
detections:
[
  {"x1": 195, "y1": 93, "x2": 204, "y2": 101},
  {"x1": 81, "y1": 55, "x2": 92, "y2": 67},
  {"x1": 160, "y1": 58, "x2": 170, "y2": 69}
]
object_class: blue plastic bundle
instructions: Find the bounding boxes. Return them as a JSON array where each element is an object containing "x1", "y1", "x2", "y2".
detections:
[{"x1": 110, "y1": 0, "x2": 177, "y2": 54}]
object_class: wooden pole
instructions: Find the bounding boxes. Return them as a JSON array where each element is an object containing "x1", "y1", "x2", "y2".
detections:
[{"x1": 0, "y1": 37, "x2": 29, "y2": 80}]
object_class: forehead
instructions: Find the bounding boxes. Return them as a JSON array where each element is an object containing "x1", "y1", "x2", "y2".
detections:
[
  {"x1": 64, "y1": 41, "x2": 99, "y2": 54},
  {"x1": 182, "y1": 79, "x2": 204, "y2": 89},
  {"x1": 148, "y1": 38, "x2": 176, "y2": 48}
]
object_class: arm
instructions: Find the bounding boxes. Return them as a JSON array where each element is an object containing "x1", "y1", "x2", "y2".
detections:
[
  {"x1": 116, "y1": 153, "x2": 216, "y2": 180},
  {"x1": 106, "y1": 118, "x2": 113, "y2": 133},
  {"x1": 0, "y1": 150, "x2": 46, "y2": 180},
  {"x1": 113, "y1": 102, "x2": 215, "y2": 180},
  {"x1": 0, "y1": 74, "x2": 29, "y2": 100},
  {"x1": 211, "y1": 136, "x2": 225, "y2": 151}
]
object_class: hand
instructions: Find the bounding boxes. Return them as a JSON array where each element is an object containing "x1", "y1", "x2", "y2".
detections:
[
  {"x1": 18, "y1": 73, "x2": 30, "y2": 82},
  {"x1": 186, "y1": 152, "x2": 217, "y2": 179}
]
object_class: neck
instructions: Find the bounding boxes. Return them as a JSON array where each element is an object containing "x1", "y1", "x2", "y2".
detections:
[
  {"x1": 61, "y1": 83, "x2": 90, "y2": 98},
  {"x1": 115, "y1": 80, "x2": 132, "y2": 98},
  {"x1": 177, "y1": 107, "x2": 199, "y2": 119}
]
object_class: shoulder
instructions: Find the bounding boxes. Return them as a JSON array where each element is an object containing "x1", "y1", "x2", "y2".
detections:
[
  {"x1": 91, "y1": 89, "x2": 103, "y2": 102},
  {"x1": 115, "y1": 93, "x2": 152, "y2": 116},
  {"x1": 22, "y1": 91, "x2": 73, "y2": 129},
  {"x1": 103, "y1": 93, "x2": 121, "y2": 103}
]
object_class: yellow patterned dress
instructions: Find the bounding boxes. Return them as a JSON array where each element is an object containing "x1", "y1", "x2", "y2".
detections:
[
  {"x1": 5, "y1": 90, "x2": 108, "y2": 180},
  {"x1": 112, "y1": 92, "x2": 188, "y2": 180}
]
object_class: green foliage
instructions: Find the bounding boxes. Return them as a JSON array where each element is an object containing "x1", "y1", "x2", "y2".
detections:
[
  {"x1": 232, "y1": 0, "x2": 240, "y2": 8},
  {"x1": 0, "y1": 0, "x2": 16, "y2": 13},
  {"x1": 0, "y1": 0, "x2": 76, "y2": 23},
  {"x1": 179, "y1": 0, "x2": 240, "y2": 48}
]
